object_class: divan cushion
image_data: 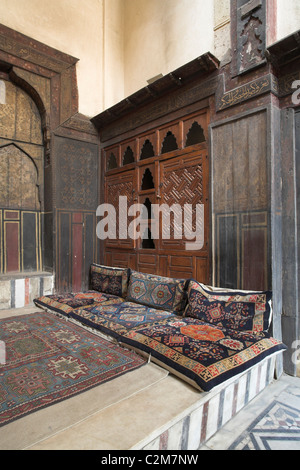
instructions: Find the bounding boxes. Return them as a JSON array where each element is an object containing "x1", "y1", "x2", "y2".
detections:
[
  {"x1": 34, "y1": 291, "x2": 116, "y2": 318},
  {"x1": 127, "y1": 270, "x2": 188, "y2": 313},
  {"x1": 90, "y1": 264, "x2": 129, "y2": 298},
  {"x1": 121, "y1": 316, "x2": 286, "y2": 391},
  {"x1": 184, "y1": 280, "x2": 272, "y2": 333},
  {"x1": 70, "y1": 301, "x2": 174, "y2": 340}
]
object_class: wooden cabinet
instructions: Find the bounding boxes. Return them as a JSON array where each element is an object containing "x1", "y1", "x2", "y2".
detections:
[{"x1": 101, "y1": 110, "x2": 210, "y2": 283}]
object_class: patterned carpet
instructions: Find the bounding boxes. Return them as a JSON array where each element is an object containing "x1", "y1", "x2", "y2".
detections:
[{"x1": 0, "y1": 312, "x2": 145, "y2": 427}]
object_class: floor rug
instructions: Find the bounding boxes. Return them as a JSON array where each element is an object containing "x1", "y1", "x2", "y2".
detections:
[{"x1": 0, "y1": 312, "x2": 145, "y2": 427}]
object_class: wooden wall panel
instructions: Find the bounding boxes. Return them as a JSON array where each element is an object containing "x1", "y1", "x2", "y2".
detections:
[
  {"x1": 103, "y1": 110, "x2": 210, "y2": 284},
  {"x1": 22, "y1": 212, "x2": 39, "y2": 272},
  {"x1": 58, "y1": 211, "x2": 71, "y2": 292},
  {"x1": 242, "y1": 226, "x2": 267, "y2": 291},
  {"x1": 0, "y1": 209, "x2": 41, "y2": 274},
  {"x1": 212, "y1": 111, "x2": 269, "y2": 291},
  {"x1": 72, "y1": 213, "x2": 83, "y2": 292},
  {"x1": 4, "y1": 221, "x2": 19, "y2": 272},
  {"x1": 57, "y1": 210, "x2": 97, "y2": 293},
  {"x1": 215, "y1": 210, "x2": 268, "y2": 290}
]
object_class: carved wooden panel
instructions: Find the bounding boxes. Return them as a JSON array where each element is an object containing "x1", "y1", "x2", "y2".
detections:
[
  {"x1": 212, "y1": 111, "x2": 268, "y2": 213},
  {"x1": 0, "y1": 80, "x2": 43, "y2": 145},
  {"x1": 236, "y1": 0, "x2": 267, "y2": 74},
  {"x1": 103, "y1": 110, "x2": 210, "y2": 284},
  {"x1": 159, "y1": 150, "x2": 208, "y2": 252},
  {"x1": 0, "y1": 144, "x2": 40, "y2": 210},
  {"x1": 55, "y1": 137, "x2": 98, "y2": 210},
  {"x1": 105, "y1": 170, "x2": 136, "y2": 249}
]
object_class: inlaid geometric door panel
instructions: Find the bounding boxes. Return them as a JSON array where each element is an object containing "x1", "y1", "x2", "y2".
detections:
[
  {"x1": 104, "y1": 170, "x2": 136, "y2": 249},
  {"x1": 159, "y1": 149, "x2": 209, "y2": 253}
]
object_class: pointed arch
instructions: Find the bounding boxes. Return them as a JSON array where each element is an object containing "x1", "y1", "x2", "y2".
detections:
[
  {"x1": 0, "y1": 143, "x2": 40, "y2": 210},
  {"x1": 140, "y1": 139, "x2": 155, "y2": 160},
  {"x1": 107, "y1": 152, "x2": 117, "y2": 170},
  {"x1": 123, "y1": 146, "x2": 134, "y2": 165},
  {"x1": 185, "y1": 121, "x2": 206, "y2": 147},
  {"x1": 161, "y1": 131, "x2": 178, "y2": 154},
  {"x1": 141, "y1": 168, "x2": 155, "y2": 190}
]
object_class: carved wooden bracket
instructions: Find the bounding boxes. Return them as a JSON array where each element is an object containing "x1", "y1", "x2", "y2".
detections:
[{"x1": 236, "y1": 0, "x2": 267, "y2": 75}]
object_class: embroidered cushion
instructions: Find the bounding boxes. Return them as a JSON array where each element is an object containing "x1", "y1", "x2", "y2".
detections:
[
  {"x1": 34, "y1": 291, "x2": 115, "y2": 317},
  {"x1": 127, "y1": 270, "x2": 188, "y2": 313},
  {"x1": 90, "y1": 264, "x2": 129, "y2": 298},
  {"x1": 70, "y1": 301, "x2": 174, "y2": 340},
  {"x1": 121, "y1": 316, "x2": 285, "y2": 391},
  {"x1": 184, "y1": 280, "x2": 272, "y2": 333}
]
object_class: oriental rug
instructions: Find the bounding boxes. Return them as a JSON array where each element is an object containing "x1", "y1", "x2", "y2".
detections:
[{"x1": 0, "y1": 312, "x2": 145, "y2": 427}]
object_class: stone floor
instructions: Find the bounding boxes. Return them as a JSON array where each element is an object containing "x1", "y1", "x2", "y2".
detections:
[{"x1": 200, "y1": 373, "x2": 300, "y2": 450}]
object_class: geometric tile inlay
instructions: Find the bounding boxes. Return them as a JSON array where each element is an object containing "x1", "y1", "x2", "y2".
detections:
[{"x1": 230, "y1": 401, "x2": 300, "y2": 450}]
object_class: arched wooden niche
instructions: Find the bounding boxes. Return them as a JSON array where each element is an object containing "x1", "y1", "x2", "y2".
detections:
[
  {"x1": 161, "y1": 131, "x2": 178, "y2": 154},
  {"x1": 0, "y1": 144, "x2": 40, "y2": 210},
  {"x1": 107, "y1": 152, "x2": 117, "y2": 171},
  {"x1": 141, "y1": 228, "x2": 155, "y2": 249},
  {"x1": 140, "y1": 139, "x2": 155, "y2": 160},
  {"x1": 141, "y1": 168, "x2": 154, "y2": 190},
  {"x1": 185, "y1": 121, "x2": 206, "y2": 147},
  {"x1": 123, "y1": 146, "x2": 134, "y2": 165},
  {"x1": 142, "y1": 197, "x2": 153, "y2": 219}
]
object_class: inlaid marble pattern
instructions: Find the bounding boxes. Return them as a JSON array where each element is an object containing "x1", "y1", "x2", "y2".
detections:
[{"x1": 230, "y1": 400, "x2": 300, "y2": 450}]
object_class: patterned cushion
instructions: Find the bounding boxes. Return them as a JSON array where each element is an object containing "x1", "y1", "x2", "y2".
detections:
[
  {"x1": 90, "y1": 264, "x2": 129, "y2": 298},
  {"x1": 121, "y1": 316, "x2": 286, "y2": 391},
  {"x1": 70, "y1": 301, "x2": 174, "y2": 340},
  {"x1": 34, "y1": 291, "x2": 116, "y2": 317},
  {"x1": 184, "y1": 280, "x2": 272, "y2": 333},
  {"x1": 127, "y1": 270, "x2": 188, "y2": 313}
]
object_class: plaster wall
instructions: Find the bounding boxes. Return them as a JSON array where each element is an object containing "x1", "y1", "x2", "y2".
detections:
[
  {"x1": 276, "y1": 0, "x2": 300, "y2": 42},
  {"x1": 0, "y1": 0, "x2": 299, "y2": 117},
  {"x1": 0, "y1": 0, "x2": 125, "y2": 117},
  {"x1": 123, "y1": 0, "x2": 215, "y2": 97}
]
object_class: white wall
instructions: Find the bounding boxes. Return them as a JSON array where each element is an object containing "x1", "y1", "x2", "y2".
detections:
[
  {"x1": 0, "y1": 0, "x2": 216, "y2": 115},
  {"x1": 123, "y1": 0, "x2": 215, "y2": 97},
  {"x1": 276, "y1": 0, "x2": 300, "y2": 42},
  {"x1": 0, "y1": 0, "x2": 298, "y2": 117},
  {"x1": 0, "y1": 0, "x2": 106, "y2": 117}
]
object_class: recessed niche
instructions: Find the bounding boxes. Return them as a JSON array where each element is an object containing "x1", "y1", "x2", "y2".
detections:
[
  {"x1": 140, "y1": 139, "x2": 155, "y2": 160},
  {"x1": 161, "y1": 131, "x2": 178, "y2": 154},
  {"x1": 107, "y1": 152, "x2": 117, "y2": 170},
  {"x1": 185, "y1": 121, "x2": 206, "y2": 146},
  {"x1": 141, "y1": 168, "x2": 154, "y2": 190},
  {"x1": 142, "y1": 228, "x2": 155, "y2": 249},
  {"x1": 122, "y1": 146, "x2": 134, "y2": 165},
  {"x1": 142, "y1": 197, "x2": 153, "y2": 219}
]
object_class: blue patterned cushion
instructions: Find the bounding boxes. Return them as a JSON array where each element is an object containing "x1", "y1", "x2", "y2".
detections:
[
  {"x1": 90, "y1": 264, "x2": 129, "y2": 298},
  {"x1": 70, "y1": 301, "x2": 174, "y2": 339},
  {"x1": 127, "y1": 270, "x2": 188, "y2": 313},
  {"x1": 184, "y1": 280, "x2": 272, "y2": 333}
]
